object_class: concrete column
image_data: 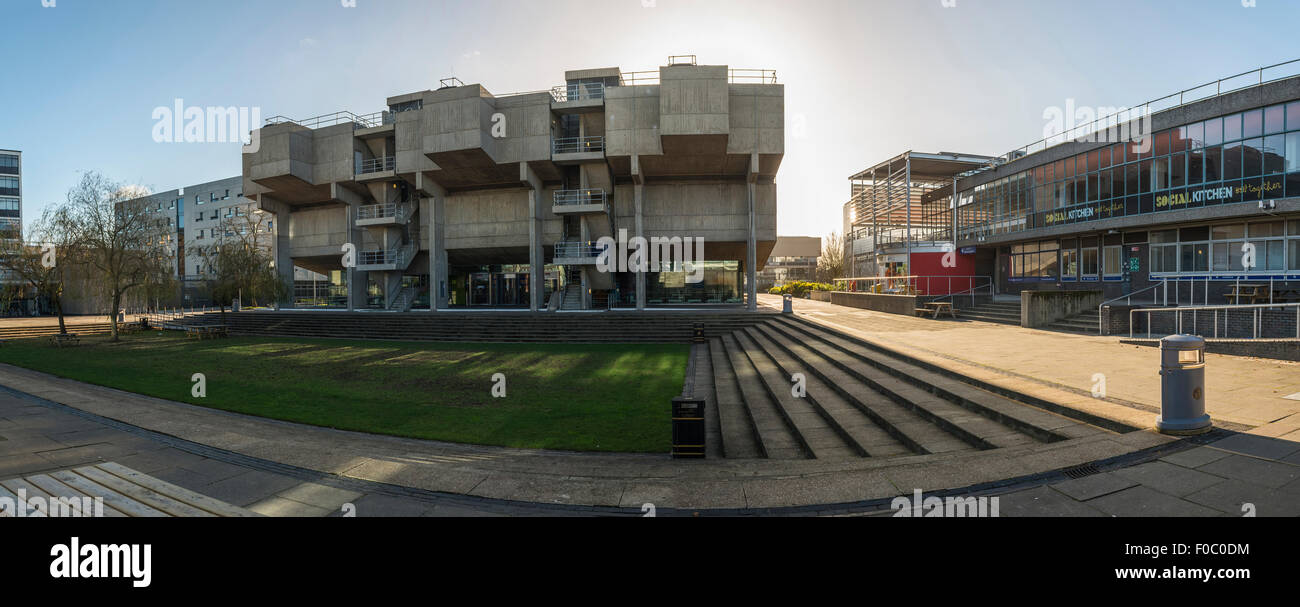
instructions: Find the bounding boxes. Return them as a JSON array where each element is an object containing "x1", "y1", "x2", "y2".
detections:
[
  {"x1": 634, "y1": 183, "x2": 646, "y2": 310},
  {"x1": 528, "y1": 188, "x2": 543, "y2": 312},
  {"x1": 256, "y1": 195, "x2": 295, "y2": 309},
  {"x1": 746, "y1": 153, "x2": 759, "y2": 312},
  {"x1": 346, "y1": 203, "x2": 367, "y2": 311},
  {"x1": 420, "y1": 175, "x2": 449, "y2": 311},
  {"x1": 522, "y1": 164, "x2": 545, "y2": 312}
]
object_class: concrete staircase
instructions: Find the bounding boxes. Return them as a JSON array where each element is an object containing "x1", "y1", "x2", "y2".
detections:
[
  {"x1": 387, "y1": 286, "x2": 417, "y2": 313},
  {"x1": 956, "y1": 300, "x2": 1021, "y2": 326},
  {"x1": 213, "y1": 310, "x2": 776, "y2": 344},
  {"x1": 0, "y1": 322, "x2": 114, "y2": 340},
  {"x1": 704, "y1": 316, "x2": 1120, "y2": 460},
  {"x1": 1040, "y1": 309, "x2": 1100, "y2": 334},
  {"x1": 560, "y1": 284, "x2": 584, "y2": 311}
]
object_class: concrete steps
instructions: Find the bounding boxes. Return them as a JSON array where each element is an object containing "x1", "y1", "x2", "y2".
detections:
[
  {"x1": 0, "y1": 323, "x2": 115, "y2": 340},
  {"x1": 702, "y1": 316, "x2": 1121, "y2": 460},
  {"x1": 956, "y1": 301, "x2": 1020, "y2": 325},
  {"x1": 1040, "y1": 310, "x2": 1100, "y2": 334},
  {"x1": 208, "y1": 311, "x2": 777, "y2": 344}
]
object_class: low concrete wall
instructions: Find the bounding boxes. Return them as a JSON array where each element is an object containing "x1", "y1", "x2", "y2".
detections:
[
  {"x1": 1021, "y1": 290, "x2": 1103, "y2": 328},
  {"x1": 810, "y1": 291, "x2": 832, "y2": 302},
  {"x1": 829, "y1": 291, "x2": 917, "y2": 316}
]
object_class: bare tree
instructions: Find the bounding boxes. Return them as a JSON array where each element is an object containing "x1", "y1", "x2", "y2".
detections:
[
  {"x1": 816, "y1": 231, "x2": 846, "y2": 283},
  {"x1": 0, "y1": 212, "x2": 75, "y2": 333},
  {"x1": 191, "y1": 204, "x2": 286, "y2": 319},
  {"x1": 53, "y1": 172, "x2": 172, "y2": 341}
]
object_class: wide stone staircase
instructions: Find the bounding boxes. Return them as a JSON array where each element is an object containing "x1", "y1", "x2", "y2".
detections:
[
  {"x1": 704, "y1": 315, "x2": 1129, "y2": 460},
  {"x1": 201, "y1": 310, "x2": 777, "y2": 344},
  {"x1": 0, "y1": 322, "x2": 114, "y2": 340}
]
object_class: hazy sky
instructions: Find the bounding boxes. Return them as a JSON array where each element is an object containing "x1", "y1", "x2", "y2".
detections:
[{"x1": 3, "y1": 0, "x2": 1299, "y2": 239}]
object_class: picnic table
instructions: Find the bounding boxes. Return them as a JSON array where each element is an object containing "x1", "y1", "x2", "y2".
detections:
[
  {"x1": 49, "y1": 333, "x2": 80, "y2": 347},
  {"x1": 915, "y1": 301, "x2": 958, "y2": 320},
  {"x1": 1226, "y1": 284, "x2": 1300, "y2": 304},
  {"x1": 184, "y1": 324, "x2": 230, "y2": 340}
]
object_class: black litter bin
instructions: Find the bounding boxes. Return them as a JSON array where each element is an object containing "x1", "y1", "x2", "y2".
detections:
[
  {"x1": 671, "y1": 397, "x2": 706, "y2": 459},
  {"x1": 692, "y1": 323, "x2": 705, "y2": 344}
]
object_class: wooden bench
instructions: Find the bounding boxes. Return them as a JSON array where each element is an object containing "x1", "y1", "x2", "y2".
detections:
[
  {"x1": 185, "y1": 324, "x2": 229, "y2": 340},
  {"x1": 915, "y1": 301, "x2": 958, "y2": 320},
  {"x1": 49, "y1": 333, "x2": 80, "y2": 347}
]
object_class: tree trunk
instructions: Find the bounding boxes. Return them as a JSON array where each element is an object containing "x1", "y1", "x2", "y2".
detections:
[
  {"x1": 55, "y1": 297, "x2": 66, "y2": 335},
  {"x1": 109, "y1": 292, "x2": 121, "y2": 341}
]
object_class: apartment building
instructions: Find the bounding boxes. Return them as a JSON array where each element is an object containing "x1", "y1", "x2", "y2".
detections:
[
  {"x1": 242, "y1": 56, "x2": 783, "y2": 311},
  {"x1": 0, "y1": 149, "x2": 19, "y2": 235}
]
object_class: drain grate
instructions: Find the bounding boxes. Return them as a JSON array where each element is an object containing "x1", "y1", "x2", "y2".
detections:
[{"x1": 1061, "y1": 463, "x2": 1101, "y2": 479}]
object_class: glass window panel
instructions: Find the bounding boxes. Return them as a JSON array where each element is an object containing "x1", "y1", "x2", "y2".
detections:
[
  {"x1": 1099, "y1": 147, "x2": 1111, "y2": 169},
  {"x1": 1291, "y1": 240, "x2": 1300, "y2": 271},
  {"x1": 1263, "y1": 134, "x2": 1285, "y2": 175},
  {"x1": 1224, "y1": 113, "x2": 1242, "y2": 142},
  {"x1": 1289, "y1": 101, "x2": 1300, "y2": 131},
  {"x1": 1173, "y1": 127, "x2": 1190, "y2": 153},
  {"x1": 1112, "y1": 167, "x2": 1125, "y2": 197},
  {"x1": 1204, "y1": 117, "x2": 1223, "y2": 146},
  {"x1": 1154, "y1": 130, "x2": 1171, "y2": 156},
  {"x1": 1212, "y1": 224, "x2": 1245, "y2": 240},
  {"x1": 1187, "y1": 122, "x2": 1204, "y2": 149},
  {"x1": 1265, "y1": 105, "x2": 1286, "y2": 134},
  {"x1": 1188, "y1": 149, "x2": 1205, "y2": 185},
  {"x1": 1249, "y1": 221, "x2": 1283, "y2": 237},
  {"x1": 1152, "y1": 157, "x2": 1170, "y2": 191},
  {"x1": 1204, "y1": 146, "x2": 1222, "y2": 182},
  {"x1": 1223, "y1": 142, "x2": 1243, "y2": 179},
  {"x1": 1243, "y1": 109, "x2": 1264, "y2": 139},
  {"x1": 1288, "y1": 132, "x2": 1300, "y2": 173},
  {"x1": 1243, "y1": 138, "x2": 1263, "y2": 177},
  {"x1": 1150, "y1": 229, "x2": 1178, "y2": 244}
]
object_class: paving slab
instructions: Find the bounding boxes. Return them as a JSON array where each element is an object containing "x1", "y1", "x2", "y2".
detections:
[
  {"x1": 1182, "y1": 479, "x2": 1300, "y2": 517},
  {"x1": 1196, "y1": 455, "x2": 1300, "y2": 489},
  {"x1": 1085, "y1": 486, "x2": 1224, "y2": 517},
  {"x1": 1159, "y1": 446, "x2": 1234, "y2": 469},
  {"x1": 1111, "y1": 460, "x2": 1229, "y2": 497},
  {"x1": 1050, "y1": 472, "x2": 1138, "y2": 501},
  {"x1": 1206, "y1": 432, "x2": 1300, "y2": 460},
  {"x1": 995, "y1": 486, "x2": 1109, "y2": 517}
]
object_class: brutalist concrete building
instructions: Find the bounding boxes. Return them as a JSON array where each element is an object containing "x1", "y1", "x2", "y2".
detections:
[{"x1": 242, "y1": 56, "x2": 783, "y2": 311}]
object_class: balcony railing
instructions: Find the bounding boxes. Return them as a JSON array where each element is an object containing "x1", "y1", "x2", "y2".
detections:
[
  {"x1": 553, "y1": 136, "x2": 605, "y2": 155},
  {"x1": 550, "y1": 82, "x2": 605, "y2": 103},
  {"x1": 553, "y1": 189, "x2": 607, "y2": 207},
  {"x1": 553, "y1": 241, "x2": 604, "y2": 259},
  {"x1": 356, "y1": 156, "x2": 396, "y2": 174},
  {"x1": 358, "y1": 242, "x2": 415, "y2": 267},
  {"x1": 356, "y1": 202, "x2": 411, "y2": 222}
]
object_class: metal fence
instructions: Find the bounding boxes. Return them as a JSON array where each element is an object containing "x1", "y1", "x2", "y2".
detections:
[{"x1": 553, "y1": 136, "x2": 605, "y2": 154}]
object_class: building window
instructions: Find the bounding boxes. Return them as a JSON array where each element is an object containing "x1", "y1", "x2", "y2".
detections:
[{"x1": 1103, "y1": 245, "x2": 1124, "y2": 276}]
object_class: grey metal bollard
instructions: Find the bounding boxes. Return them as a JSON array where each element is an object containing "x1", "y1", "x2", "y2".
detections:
[
  {"x1": 782, "y1": 294, "x2": 793, "y2": 314},
  {"x1": 1156, "y1": 334, "x2": 1212, "y2": 435}
]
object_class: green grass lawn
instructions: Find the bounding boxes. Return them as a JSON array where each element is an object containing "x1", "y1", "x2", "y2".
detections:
[{"x1": 0, "y1": 332, "x2": 688, "y2": 453}]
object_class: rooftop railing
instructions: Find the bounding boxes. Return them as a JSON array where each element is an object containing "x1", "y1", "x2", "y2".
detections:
[
  {"x1": 619, "y1": 68, "x2": 778, "y2": 86},
  {"x1": 553, "y1": 136, "x2": 605, "y2": 155},
  {"x1": 993, "y1": 58, "x2": 1300, "y2": 167},
  {"x1": 264, "y1": 110, "x2": 384, "y2": 130},
  {"x1": 355, "y1": 201, "x2": 411, "y2": 222}
]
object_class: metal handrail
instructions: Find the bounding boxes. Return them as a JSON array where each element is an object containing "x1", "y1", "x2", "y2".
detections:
[
  {"x1": 551, "y1": 82, "x2": 605, "y2": 103},
  {"x1": 264, "y1": 110, "x2": 382, "y2": 130},
  {"x1": 553, "y1": 136, "x2": 605, "y2": 154},
  {"x1": 995, "y1": 58, "x2": 1300, "y2": 166},
  {"x1": 1130, "y1": 301, "x2": 1300, "y2": 340},
  {"x1": 932, "y1": 278, "x2": 996, "y2": 307},
  {"x1": 1097, "y1": 281, "x2": 1169, "y2": 334},
  {"x1": 554, "y1": 241, "x2": 603, "y2": 259},
  {"x1": 356, "y1": 156, "x2": 396, "y2": 174},
  {"x1": 359, "y1": 242, "x2": 415, "y2": 267},
  {"x1": 553, "y1": 189, "x2": 607, "y2": 206},
  {"x1": 620, "y1": 68, "x2": 778, "y2": 86},
  {"x1": 356, "y1": 201, "x2": 410, "y2": 222}
]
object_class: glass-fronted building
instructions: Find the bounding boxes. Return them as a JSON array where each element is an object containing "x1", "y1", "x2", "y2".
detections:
[{"x1": 848, "y1": 62, "x2": 1300, "y2": 304}]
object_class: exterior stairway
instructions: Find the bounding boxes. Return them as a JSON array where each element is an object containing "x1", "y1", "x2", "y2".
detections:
[
  {"x1": 703, "y1": 316, "x2": 1128, "y2": 460},
  {"x1": 1040, "y1": 309, "x2": 1101, "y2": 334},
  {"x1": 957, "y1": 300, "x2": 1021, "y2": 325},
  {"x1": 387, "y1": 286, "x2": 417, "y2": 312},
  {"x1": 560, "y1": 284, "x2": 584, "y2": 311}
]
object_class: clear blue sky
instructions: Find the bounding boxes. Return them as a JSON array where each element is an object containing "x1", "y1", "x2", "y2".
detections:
[{"x1": 2, "y1": 0, "x2": 1299, "y2": 239}]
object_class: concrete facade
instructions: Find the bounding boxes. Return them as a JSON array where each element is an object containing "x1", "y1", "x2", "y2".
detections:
[{"x1": 242, "y1": 58, "x2": 783, "y2": 311}]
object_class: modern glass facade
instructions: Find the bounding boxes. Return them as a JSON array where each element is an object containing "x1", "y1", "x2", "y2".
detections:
[{"x1": 958, "y1": 101, "x2": 1300, "y2": 241}]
